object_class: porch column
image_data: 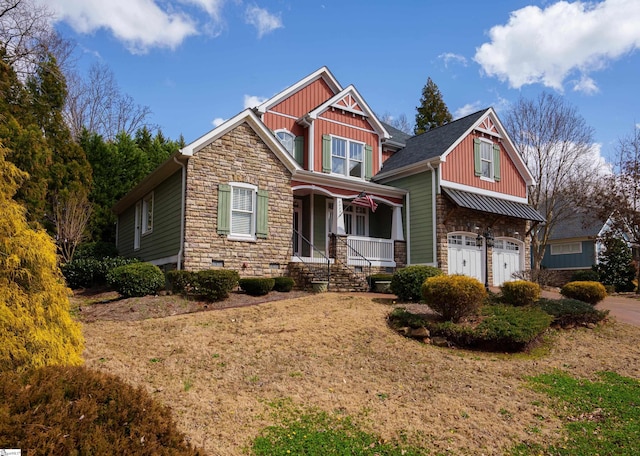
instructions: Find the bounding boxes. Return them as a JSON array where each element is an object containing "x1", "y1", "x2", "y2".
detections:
[
  {"x1": 334, "y1": 197, "x2": 346, "y2": 235},
  {"x1": 391, "y1": 205, "x2": 404, "y2": 241}
]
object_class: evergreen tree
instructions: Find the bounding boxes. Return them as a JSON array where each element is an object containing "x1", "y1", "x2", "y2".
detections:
[
  {"x1": 594, "y1": 235, "x2": 636, "y2": 292},
  {"x1": 0, "y1": 143, "x2": 84, "y2": 372},
  {"x1": 414, "y1": 77, "x2": 452, "y2": 135}
]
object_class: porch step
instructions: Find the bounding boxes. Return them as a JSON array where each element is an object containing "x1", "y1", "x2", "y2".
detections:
[{"x1": 287, "y1": 262, "x2": 369, "y2": 292}]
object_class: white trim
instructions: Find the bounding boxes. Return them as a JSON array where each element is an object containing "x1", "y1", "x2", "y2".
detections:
[
  {"x1": 290, "y1": 256, "x2": 335, "y2": 264},
  {"x1": 229, "y1": 182, "x2": 258, "y2": 241},
  {"x1": 308, "y1": 121, "x2": 314, "y2": 172},
  {"x1": 478, "y1": 137, "x2": 495, "y2": 180},
  {"x1": 274, "y1": 129, "x2": 295, "y2": 155},
  {"x1": 406, "y1": 192, "x2": 411, "y2": 264},
  {"x1": 134, "y1": 201, "x2": 141, "y2": 250},
  {"x1": 374, "y1": 159, "x2": 441, "y2": 182},
  {"x1": 266, "y1": 110, "x2": 299, "y2": 121},
  {"x1": 317, "y1": 115, "x2": 378, "y2": 134},
  {"x1": 148, "y1": 255, "x2": 179, "y2": 266},
  {"x1": 428, "y1": 162, "x2": 437, "y2": 263},
  {"x1": 141, "y1": 192, "x2": 154, "y2": 235},
  {"x1": 293, "y1": 169, "x2": 407, "y2": 200},
  {"x1": 255, "y1": 67, "x2": 343, "y2": 115},
  {"x1": 439, "y1": 181, "x2": 529, "y2": 204},
  {"x1": 291, "y1": 184, "x2": 402, "y2": 208},
  {"x1": 173, "y1": 156, "x2": 186, "y2": 270},
  {"x1": 550, "y1": 241, "x2": 583, "y2": 255},
  {"x1": 329, "y1": 134, "x2": 365, "y2": 179}
]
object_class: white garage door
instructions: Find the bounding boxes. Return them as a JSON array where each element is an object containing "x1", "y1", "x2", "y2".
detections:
[
  {"x1": 492, "y1": 239, "x2": 522, "y2": 286},
  {"x1": 447, "y1": 234, "x2": 482, "y2": 282}
]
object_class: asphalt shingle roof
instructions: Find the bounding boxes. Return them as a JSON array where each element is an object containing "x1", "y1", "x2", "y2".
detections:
[
  {"x1": 378, "y1": 109, "x2": 488, "y2": 175},
  {"x1": 548, "y1": 212, "x2": 606, "y2": 240},
  {"x1": 380, "y1": 122, "x2": 411, "y2": 146}
]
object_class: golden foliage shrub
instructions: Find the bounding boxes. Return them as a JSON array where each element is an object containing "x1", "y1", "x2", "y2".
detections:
[
  {"x1": 500, "y1": 280, "x2": 541, "y2": 306},
  {"x1": 421, "y1": 275, "x2": 487, "y2": 322},
  {"x1": 560, "y1": 281, "x2": 607, "y2": 305},
  {"x1": 0, "y1": 365, "x2": 205, "y2": 455},
  {"x1": 0, "y1": 146, "x2": 83, "y2": 372}
]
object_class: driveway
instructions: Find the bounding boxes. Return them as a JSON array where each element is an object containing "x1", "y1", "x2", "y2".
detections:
[{"x1": 541, "y1": 289, "x2": 640, "y2": 327}]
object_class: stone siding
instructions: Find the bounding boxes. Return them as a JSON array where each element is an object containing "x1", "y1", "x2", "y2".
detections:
[
  {"x1": 183, "y1": 122, "x2": 293, "y2": 277},
  {"x1": 435, "y1": 193, "x2": 531, "y2": 283}
]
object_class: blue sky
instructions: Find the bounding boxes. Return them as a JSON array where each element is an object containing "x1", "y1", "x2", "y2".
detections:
[{"x1": 44, "y1": 0, "x2": 640, "y2": 163}]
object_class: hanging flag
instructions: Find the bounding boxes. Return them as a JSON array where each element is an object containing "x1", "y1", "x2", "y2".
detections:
[{"x1": 352, "y1": 193, "x2": 378, "y2": 212}]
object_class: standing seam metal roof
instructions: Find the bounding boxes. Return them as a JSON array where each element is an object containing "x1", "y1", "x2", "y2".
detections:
[{"x1": 442, "y1": 187, "x2": 545, "y2": 222}]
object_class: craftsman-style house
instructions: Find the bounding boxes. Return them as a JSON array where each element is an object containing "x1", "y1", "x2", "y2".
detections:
[{"x1": 113, "y1": 67, "x2": 543, "y2": 289}]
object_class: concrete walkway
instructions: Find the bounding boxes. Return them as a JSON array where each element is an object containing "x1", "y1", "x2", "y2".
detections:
[{"x1": 540, "y1": 289, "x2": 640, "y2": 327}]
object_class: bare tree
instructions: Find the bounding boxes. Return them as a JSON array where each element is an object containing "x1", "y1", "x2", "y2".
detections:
[
  {"x1": 53, "y1": 189, "x2": 92, "y2": 263},
  {"x1": 65, "y1": 62, "x2": 152, "y2": 140},
  {"x1": 378, "y1": 111, "x2": 413, "y2": 135},
  {"x1": 504, "y1": 92, "x2": 605, "y2": 271}
]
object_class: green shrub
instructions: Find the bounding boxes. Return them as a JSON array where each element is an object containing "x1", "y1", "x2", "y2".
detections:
[
  {"x1": 239, "y1": 277, "x2": 275, "y2": 296},
  {"x1": 166, "y1": 270, "x2": 196, "y2": 295},
  {"x1": 570, "y1": 269, "x2": 600, "y2": 282},
  {"x1": 422, "y1": 275, "x2": 486, "y2": 322},
  {"x1": 500, "y1": 280, "x2": 541, "y2": 306},
  {"x1": 594, "y1": 235, "x2": 636, "y2": 292},
  {"x1": 74, "y1": 241, "x2": 119, "y2": 260},
  {"x1": 560, "y1": 281, "x2": 607, "y2": 305},
  {"x1": 107, "y1": 262, "x2": 165, "y2": 298},
  {"x1": 474, "y1": 305, "x2": 552, "y2": 351},
  {"x1": 197, "y1": 269, "x2": 239, "y2": 301},
  {"x1": 0, "y1": 365, "x2": 204, "y2": 455},
  {"x1": 387, "y1": 308, "x2": 429, "y2": 329},
  {"x1": 390, "y1": 265, "x2": 443, "y2": 301},
  {"x1": 61, "y1": 256, "x2": 139, "y2": 289},
  {"x1": 537, "y1": 298, "x2": 609, "y2": 327},
  {"x1": 273, "y1": 276, "x2": 295, "y2": 292}
]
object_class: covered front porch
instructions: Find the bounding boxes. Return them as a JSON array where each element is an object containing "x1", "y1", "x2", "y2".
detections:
[{"x1": 291, "y1": 184, "x2": 406, "y2": 269}]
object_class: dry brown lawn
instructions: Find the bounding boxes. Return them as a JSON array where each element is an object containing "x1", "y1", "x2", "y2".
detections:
[{"x1": 79, "y1": 292, "x2": 640, "y2": 455}]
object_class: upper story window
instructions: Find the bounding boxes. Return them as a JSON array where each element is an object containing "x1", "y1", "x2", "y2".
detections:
[
  {"x1": 331, "y1": 136, "x2": 364, "y2": 178},
  {"x1": 474, "y1": 138, "x2": 501, "y2": 182},
  {"x1": 550, "y1": 242, "x2": 582, "y2": 255},
  {"x1": 275, "y1": 130, "x2": 294, "y2": 155}
]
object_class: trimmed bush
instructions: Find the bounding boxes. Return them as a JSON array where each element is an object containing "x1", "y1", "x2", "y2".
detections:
[
  {"x1": 421, "y1": 275, "x2": 487, "y2": 322},
  {"x1": 240, "y1": 277, "x2": 275, "y2": 296},
  {"x1": 537, "y1": 298, "x2": 609, "y2": 327},
  {"x1": 0, "y1": 365, "x2": 204, "y2": 455},
  {"x1": 107, "y1": 262, "x2": 165, "y2": 298},
  {"x1": 197, "y1": 269, "x2": 239, "y2": 301},
  {"x1": 500, "y1": 280, "x2": 541, "y2": 306},
  {"x1": 166, "y1": 270, "x2": 196, "y2": 295},
  {"x1": 273, "y1": 276, "x2": 295, "y2": 292},
  {"x1": 61, "y1": 256, "x2": 139, "y2": 289},
  {"x1": 560, "y1": 281, "x2": 607, "y2": 305},
  {"x1": 570, "y1": 269, "x2": 600, "y2": 283},
  {"x1": 390, "y1": 265, "x2": 443, "y2": 301},
  {"x1": 74, "y1": 241, "x2": 119, "y2": 260}
]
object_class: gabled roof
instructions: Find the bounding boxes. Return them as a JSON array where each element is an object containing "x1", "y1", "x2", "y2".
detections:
[
  {"x1": 302, "y1": 85, "x2": 390, "y2": 139},
  {"x1": 255, "y1": 66, "x2": 342, "y2": 115},
  {"x1": 381, "y1": 122, "x2": 412, "y2": 147},
  {"x1": 376, "y1": 109, "x2": 487, "y2": 176},
  {"x1": 113, "y1": 109, "x2": 299, "y2": 214}
]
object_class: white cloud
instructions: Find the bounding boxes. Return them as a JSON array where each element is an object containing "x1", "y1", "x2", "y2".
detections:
[
  {"x1": 212, "y1": 117, "x2": 226, "y2": 127},
  {"x1": 244, "y1": 5, "x2": 283, "y2": 38},
  {"x1": 439, "y1": 52, "x2": 467, "y2": 68},
  {"x1": 454, "y1": 102, "x2": 482, "y2": 119},
  {"x1": 474, "y1": 0, "x2": 640, "y2": 93},
  {"x1": 243, "y1": 94, "x2": 267, "y2": 109},
  {"x1": 572, "y1": 74, "x2": 599, "y2": 94},
  {"x1": 44, "y1": 0, "x2": 197, "y2": 53}
]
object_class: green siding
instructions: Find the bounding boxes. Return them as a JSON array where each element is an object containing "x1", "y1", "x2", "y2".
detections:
[
  {"x1": 387, "y1": 172, "x2": 434, "y2": 264},
  {"x1": 313, "y1": 195, "x2": 327, "y2": 256},
  {"x1": 117, "y1": 170, "x2": 183, "y2": 263}
]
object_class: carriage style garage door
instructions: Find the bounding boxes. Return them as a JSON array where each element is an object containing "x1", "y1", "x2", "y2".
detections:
[
  {"x1": 492, "y1": 239, "x2": 522, "y2": 286},
  {"x1": 447, "y1": 234, "x2": 482, "y2": 282}
]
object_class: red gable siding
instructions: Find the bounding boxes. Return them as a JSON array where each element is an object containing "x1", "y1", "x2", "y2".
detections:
[
  {"x1": 270, "y1": 78, "x2": 335, "y2": 118},
  {"x1": 320, "y1": 108, "x2": 373, "y2": 129},
  {"x1": 441, "y1": 133, "x2": 527, "y2": 198},
  {"x1": 313, "y1": 117, "x2": 379, "y2": 173}
]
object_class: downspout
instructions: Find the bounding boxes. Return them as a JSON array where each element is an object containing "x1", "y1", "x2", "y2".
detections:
[
  {"x1": 427, "y1": 162, "x2": 437, "y2": 267},
  {"x1": 173, "y1": 155, "x2": 187, "y2": 270}
]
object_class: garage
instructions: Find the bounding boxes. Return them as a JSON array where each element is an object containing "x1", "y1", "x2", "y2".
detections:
[
  {"x1": 492, "y1": 238, "x2": 523, "y2": 286},
  {"x1": 447, "y1": 233, "x2": 482, "y2": 282}
]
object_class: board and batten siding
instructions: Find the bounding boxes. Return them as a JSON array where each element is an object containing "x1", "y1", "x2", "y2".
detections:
[
  {"x1": 388, "y1": 172, "x2": 434, "y2": 264},
  {"x1": 541, "y1": 241, "x2": 596, "y2": 269},
  {"x1": 117, "y1": 170, "x2": 183, "y2": 263}
]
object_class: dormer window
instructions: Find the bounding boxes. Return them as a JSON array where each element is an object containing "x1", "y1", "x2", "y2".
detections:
[
  {"x1": 474, "y1": 138, "x2": 501, "y2": 182},
  {"x1": 275, "y1": 130, "x2": 295, "y2": 155}
]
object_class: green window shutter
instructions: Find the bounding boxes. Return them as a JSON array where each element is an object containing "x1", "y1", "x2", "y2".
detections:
[
  {"x1": 256, "y1": 189, "x2": 268, "y2": 239},
  {"x1": 473, "y1": 138, "x2": 482, "y2": 176},
  {"x1": 217, "y1": 184, "x2": 231, "y2": 234},
  {"x1": 322, "y1": 134, "x2": 332, "y2": 173},
  {"x1": 294, "y1": 136, "x2": 304, "y2": 166},
  {"x1": 364, "y1": 144, "x2": 373, "y2": 180},
  {"x1": 493, "y1": 143, "x2": 501, "y2": 182}
]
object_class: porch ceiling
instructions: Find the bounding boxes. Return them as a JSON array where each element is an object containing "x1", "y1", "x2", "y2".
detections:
[{"x1": 442, "y1": 187, "x2": 545, "y2": 222}]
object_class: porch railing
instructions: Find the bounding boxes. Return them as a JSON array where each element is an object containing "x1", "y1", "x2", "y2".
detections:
[
  {"x1": 346, "y1": 236, "x2": 394, "y2": 265},
  {"x1": 292, "y1": 229, "x2": 331, "y2": 286},
  {"x1": 333, "y1": 234, "x2": 372, "y2": 288}
]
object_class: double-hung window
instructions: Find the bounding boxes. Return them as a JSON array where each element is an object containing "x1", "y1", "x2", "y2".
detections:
[
  {"x1": 480, "y1": 141, "x2": 493, "y2": 179},
  {"x1": 474, "y1": 138, "x2": 501, "y2": 181},
  {"x1": 331, "y1": 136, "x2": 364, "y2": 178},
  {"x1": 231, "y1": 184, "x2": 255, "y2": 238},
  {"x1": 344, "y1": 205, "x2": 367, "y2": 236}
]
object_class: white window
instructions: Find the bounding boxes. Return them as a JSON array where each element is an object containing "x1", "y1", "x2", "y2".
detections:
[
  {"x1": 344, "y1": 205, "x2": 368, "y2": 236},
  {"x1": 332, "y1": 136, "x2": 364, "y2": 178},
  {"x1": 275, "y1": 130, "x2": 294, "y2": 155},
  {"x1": 551, "y1": 242, "x2": 582, "y2": 255},
  {"x1": 480, "y1": 140, "x2": 493, "y2": 179},
  {"x1": 142, "y1": 192, "x2": 153, "y2": 234},
  {"x1": 231, "y1": 183, "x2": 256, "y2": 238}
]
